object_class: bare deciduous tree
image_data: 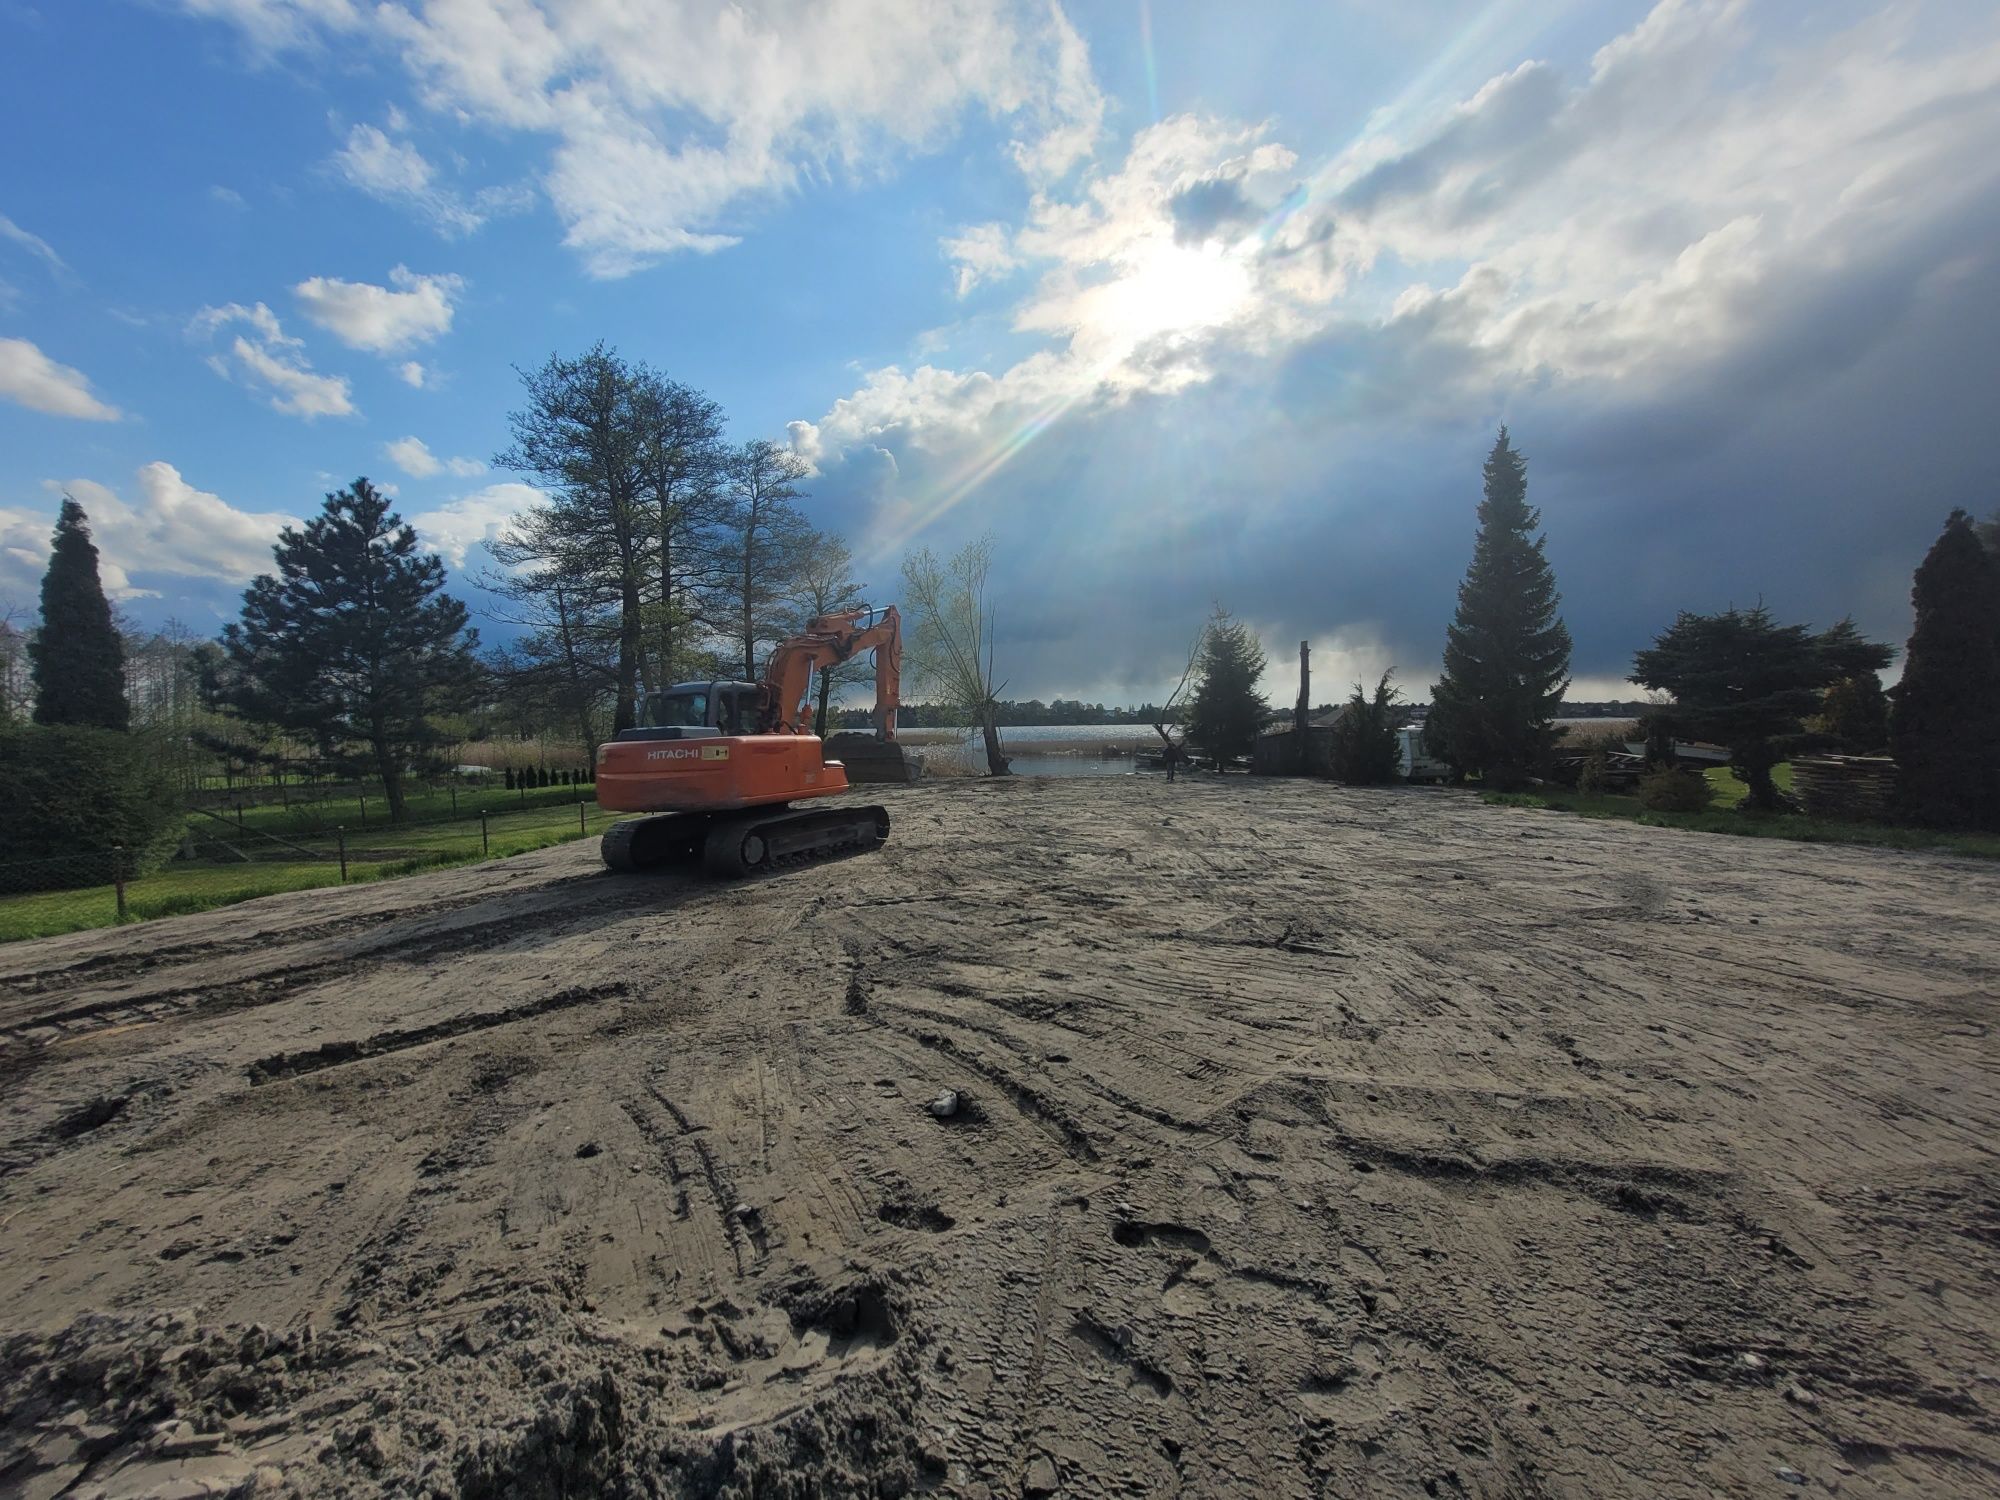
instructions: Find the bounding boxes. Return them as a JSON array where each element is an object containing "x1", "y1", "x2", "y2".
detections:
[
  {"x1": 495, "y1": 345, "x2": 648, "y2": 731},
  {"x1": 631, "y1": 370, "x2": 729, "y2": 686},
  {"x1": 718, "y1": 440, "x2": 814, "y2": 680},
  {"x1": 902, "y1": 535, "x2": 1009, "y2": 776},
  {"x1": 1152, "y1": 622, "x2": 1207, "y2": 782},
  {"x1": 784, "y1": 531, "x2": 869, "y2": 736}
]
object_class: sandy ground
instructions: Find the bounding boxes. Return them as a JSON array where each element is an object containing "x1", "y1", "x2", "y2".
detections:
[{"x1": 0, "y1": 777, "x2": 1996, "y2": 1499}]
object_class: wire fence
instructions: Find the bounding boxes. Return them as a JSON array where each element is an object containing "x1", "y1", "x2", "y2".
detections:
[{"x1": 0, "y1": 790, "x2": 623, "y2": 944}]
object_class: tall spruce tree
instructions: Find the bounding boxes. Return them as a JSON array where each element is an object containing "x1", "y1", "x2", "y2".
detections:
[
  {"x1": 215, "y1": 479, "x2": 480, "y2": 823},
  {"x1": 29, "y1": 498, "x2": 129, "y2": 730},
  {"x1": 1426, "y1": 429, "x2": 1570, "y2": 788},
  {"x1": 1185, "y1": 607, "x2": 1268, "y2": 765},
  {"x1": 1890, "y1": 510, "x2": 2000, "y2": 828}
]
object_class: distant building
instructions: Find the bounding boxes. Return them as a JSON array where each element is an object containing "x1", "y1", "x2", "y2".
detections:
[{"x1": 1251, "y1": 707, "x2": 1352, "y2": 776}]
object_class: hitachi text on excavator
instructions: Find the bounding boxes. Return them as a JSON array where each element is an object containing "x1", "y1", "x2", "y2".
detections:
[{"x1": 594, "y1": 605, "x2": 910, "y2": 876}]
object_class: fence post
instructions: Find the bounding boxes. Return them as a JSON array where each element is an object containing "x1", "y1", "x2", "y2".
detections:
[
  {"x1": 358, "y1": 793, "x2": 367, "y2": 828},
  {"x1": 579, "y1": 799, "x2": 587, "y2": 837},
  {"x1": 450, "y1": 783, "x2": 458, "y2": 817},
  {"x1": 235, "y1": 802, "x2": 246, "y2": 832},
  {"x1": 112, "y1": 845, "x2": 128, "y2": 923},
  {"x1": 337, "y1": 826, "x2": 348, "y2": 884},
  {"x1": 480, "y1": 811, "x2": 489, "y2": 856}
]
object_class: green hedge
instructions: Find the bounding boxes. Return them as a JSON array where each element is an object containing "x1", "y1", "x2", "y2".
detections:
[{"x1": 0, "y1": 725, "x2": 185, "y2": 888}]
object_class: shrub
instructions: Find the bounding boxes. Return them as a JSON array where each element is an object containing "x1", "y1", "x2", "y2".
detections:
[
  {"x1": 0, "y1": 725, "x2": 184, "y2": 888},
  {"x1": 1577, "y1": 751, "x2": 1610, "y2": 796},
  {"x1": 1636, "y1": 767, "x2": 1713, "y2": 813}
]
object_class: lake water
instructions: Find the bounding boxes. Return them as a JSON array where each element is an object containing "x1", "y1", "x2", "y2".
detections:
[
  {"x1": 896, "y1": 724, "x2": 1159, "y2": 778},
  {"x1": 889, "y1": 716, "x2": 1640, "y2": 777}
]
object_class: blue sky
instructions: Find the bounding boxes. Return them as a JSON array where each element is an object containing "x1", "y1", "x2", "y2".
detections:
[{"x1": 3, "y1": 0, "x2": 1997, "y2": 702}]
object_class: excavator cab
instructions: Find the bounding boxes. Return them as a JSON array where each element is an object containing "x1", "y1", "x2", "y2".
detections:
[{"x1": 637, "y1": 681, "x2": 760, "y2": 737}]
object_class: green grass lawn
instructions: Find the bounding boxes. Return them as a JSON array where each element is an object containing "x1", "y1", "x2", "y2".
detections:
[
  {"x1": 1699, "y1": 762, "x2": 1792, "y2": 807},
  {"x1": 206, "y1": 778, "x2": 594, "y2": 840},
  {"x1": 1484, "y1": 763, "x2": 2000, "y2": 859},
  {"x1": 0, "y1": 798, "x2": 626, "y2": 944}
]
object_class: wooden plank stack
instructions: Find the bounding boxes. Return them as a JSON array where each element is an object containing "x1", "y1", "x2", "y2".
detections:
[{"x1": 1790, "y1": 756, "x2": 1896, "y2": 821}]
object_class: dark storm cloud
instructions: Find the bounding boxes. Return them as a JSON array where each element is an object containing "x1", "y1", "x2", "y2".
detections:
[
  {"x1": 806, "y1": 164, "x2": 2000, "y2": 703},
  {"x1": 797, "y1": 3, "x2": 2000, "y2": 704}
]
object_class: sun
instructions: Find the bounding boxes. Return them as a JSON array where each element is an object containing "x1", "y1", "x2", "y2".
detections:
[{"x1": 1090, "y1": 237, "x2": 1253, "y2": 355}]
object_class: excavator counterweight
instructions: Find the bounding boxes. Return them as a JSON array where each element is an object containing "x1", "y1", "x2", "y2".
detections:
[{"x1": 594, "y1": 605, "x2": 909, "y2": 876}]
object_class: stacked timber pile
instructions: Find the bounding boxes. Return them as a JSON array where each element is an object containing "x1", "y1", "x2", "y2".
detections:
[
  {"x1": 1791, "y1": 756, "x2": 1896, "y2": 820},
  {"x1": 1547, "y1": 749, "x2": 1648, "y2": 791}
]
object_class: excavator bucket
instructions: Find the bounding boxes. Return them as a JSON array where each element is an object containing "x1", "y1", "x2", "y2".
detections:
[{"x1": 823, "y1": 733, "x2": 923, "y2": 785}]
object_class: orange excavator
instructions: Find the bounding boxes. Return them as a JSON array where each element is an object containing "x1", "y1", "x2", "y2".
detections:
[{"x1": 595, "y1": 605, "x2": 903, "y2": 876}]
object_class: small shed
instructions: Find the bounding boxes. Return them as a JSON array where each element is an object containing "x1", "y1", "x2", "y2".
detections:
[{"x1": 1251, "y1": 708, "x2": 1351, "y2": 776}]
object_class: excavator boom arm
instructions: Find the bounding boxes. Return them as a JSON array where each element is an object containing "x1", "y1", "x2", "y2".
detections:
[{"x1": 758, "y1": 605, "x2": 901, "y2": 738}]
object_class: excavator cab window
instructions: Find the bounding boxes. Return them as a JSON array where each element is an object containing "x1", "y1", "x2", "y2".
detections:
[
  {"x1": 646, "y1": 689, "x2": 709, "y2": 729},
  {"x1": 716, "y1": 685, "x2": 758, "y2": 735}
]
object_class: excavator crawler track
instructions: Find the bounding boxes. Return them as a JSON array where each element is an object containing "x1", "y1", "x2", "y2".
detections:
[{"x1": 602, "y1": 803, "x2": 890, "y2": 878}]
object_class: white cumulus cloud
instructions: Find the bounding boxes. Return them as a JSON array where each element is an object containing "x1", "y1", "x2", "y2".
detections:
[
  {"x1": 181, "y1": 0, "x2": 1107, "y2": 278},
  {"x1": 293, "y1": 265, "x2": 463, "y2": 353},
  {"x1": 385, "y1": 435, "x2": 483, "y2": 479},
  {"x1": 330, "y1": 122, "x2": 528, "y2": 237},
  {"x1": 192, "y1": 301, "x2": 354, "y2": 419},
  {"x1": 0, "y1": 338, "x2": 121, "y2": 420},
  {"x1": 406, "y1": 482, "x2": 546, "y2": 569},
  {"x1": 35, "y1": 463, "x2": 298, "y2": 592},
  {"x1": 942, "y1": 223, "x2": 1020, "y2": 297}
]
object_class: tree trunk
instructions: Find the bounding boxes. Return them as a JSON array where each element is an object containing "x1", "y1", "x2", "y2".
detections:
[
  {"x1": 375, "y1": 736, "x2": 408, "y2": 824},
  {"x1": 1740, "y1": 754, "x2": 1779, "y2": 811},
  {"x1": 659, "y1": 525, "x2": 674, "y2": 684},
  {"x1": 741, "y1": 535, "x2": 756, "y2": 681},
  {"x1": 980, "y1": 705, "x2": 1009, "y2": 776},
  {"x1": 615, "y1": 575, "x2": 642, "y2": 732}
]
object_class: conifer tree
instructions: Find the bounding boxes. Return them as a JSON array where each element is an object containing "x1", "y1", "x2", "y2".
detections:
[
  {"x1": 1890, "y1": 510, "x2": 2000, "y2": 828},
  {"x1": 1426, "y1": 430, "x2": 1571, "y2": 788},
  {"x1": 1633, "y1": 606, "x2": 1889, "y2": 811},
  {"x1": 1328, "y1": 671, "x2": 1404, "y2": 785},
  {"x1": 214, "y1": 479, "x2": 479, "y2": 823},
  {"x1": 29, "y1": 498, "x2": 129, "y2": 731},
  {"x1": 1185, "y1": 607, "x2": 1267, "y2": 764},
  {"x1": 1811, "y1": 618, "x2": 1893, "y2": 753}
]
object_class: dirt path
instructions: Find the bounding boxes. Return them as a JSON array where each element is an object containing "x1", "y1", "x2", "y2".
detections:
[{"x1": 1, "y1": 778, "x2": 1996, "y2": 1498}]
